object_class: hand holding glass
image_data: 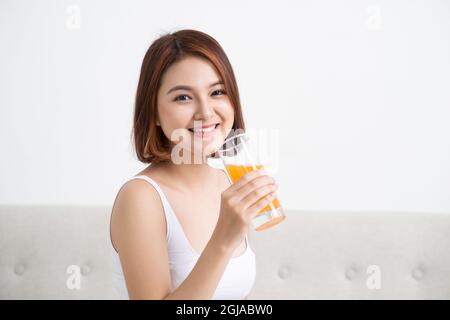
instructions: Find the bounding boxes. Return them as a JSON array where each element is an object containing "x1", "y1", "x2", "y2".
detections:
[{"x1": 217, "y1": 133, "x2": 286, "y2": 231}]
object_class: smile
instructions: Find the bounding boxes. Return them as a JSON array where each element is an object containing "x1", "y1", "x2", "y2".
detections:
[{"x1": 188, "y1": 123, "x2": 220, "y2": 139}]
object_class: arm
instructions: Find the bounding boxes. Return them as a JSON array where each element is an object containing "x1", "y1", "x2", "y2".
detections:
[
  {"x1": 111, "y1": 179, "x2": 234, "y2": 300},
  {"x1": 164, "y1": 230, "x2": 234, "y2": 300}
]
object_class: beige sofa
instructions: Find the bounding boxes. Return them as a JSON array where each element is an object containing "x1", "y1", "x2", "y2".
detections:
[{"x1": 1, "y1": 206, "x2": 449, "y2": 299}]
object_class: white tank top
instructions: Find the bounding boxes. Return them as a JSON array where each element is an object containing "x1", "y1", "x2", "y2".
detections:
[{"x1": 110, "y1": 175, "x2": 256, "y2": 300}]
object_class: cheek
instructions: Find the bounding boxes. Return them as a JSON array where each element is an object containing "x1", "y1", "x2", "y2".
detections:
[
  {"x1": 215, "y1": 104, "x2": 235, "y2": 141},
  {"x1": 159, "y1": 105, "x2": 193, "y2": 131},
  {"x1": 217, "y1": 102, "x2": 235, "y2": 123}
]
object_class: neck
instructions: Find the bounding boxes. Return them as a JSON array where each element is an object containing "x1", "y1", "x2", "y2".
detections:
[{"x1": 156, "y1": 158, "x2": 217, "y2": 192}]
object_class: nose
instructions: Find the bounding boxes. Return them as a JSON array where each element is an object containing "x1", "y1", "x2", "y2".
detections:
[{"x1": 194, "y1": 99, "x2": 214, "y2": 121}]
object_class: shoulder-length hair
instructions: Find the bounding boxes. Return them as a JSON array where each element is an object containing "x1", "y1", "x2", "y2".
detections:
[{"x1": 132, "y1": 29, "x2": 246, "y2": 164}]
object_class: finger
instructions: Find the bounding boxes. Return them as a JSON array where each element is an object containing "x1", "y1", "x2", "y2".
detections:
[
  {"x1": 246, "y1": 191, "x2": 277, "y2": 217},
  {"x1": 234, "y1": 175, "x2": 276, "y2": 202},
  {"x1": 239, "y1": 183, "x2": 278, "y2": 209},
  {"x1": 227, "y1": 168, "x2": 267, "y2": 192}
]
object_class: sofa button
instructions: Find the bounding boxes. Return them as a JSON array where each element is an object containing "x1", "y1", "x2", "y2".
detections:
[
  {"x1": 14, "y1": 264, "x2": 26, "y2": 276},
  {"x1": 278, "y1": 266, "x2": 290, "y2": 279},
  {"x1": 345, "y1": 268, "x2": 357, "y2": 280},
  {"x1": 412, "y1": 268, "x2": 424, "y2": 280},
  {"x1": 81, "y1": 265, "x2": 91, "y2": 276}
]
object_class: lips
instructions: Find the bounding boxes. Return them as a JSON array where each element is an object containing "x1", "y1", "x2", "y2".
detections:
[
  {"x1": 188, "y1": 123, "x2": 220, "y2": 139},
  {"x1": 188, "y1": 123, "x2": 219, "y2": 133}
]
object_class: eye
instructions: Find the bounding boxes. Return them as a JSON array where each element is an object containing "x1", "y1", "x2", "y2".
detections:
[
  {"x1": 174, "y1": 94, "x2": 191, "y2": 102},
  {"x1": 212, "y1": 89, "x2": 227, "y2": 96}
]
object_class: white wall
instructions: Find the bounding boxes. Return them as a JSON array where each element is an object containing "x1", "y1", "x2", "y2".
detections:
[{"x1": 0, "y1": 0, "x2": 449, "y2": 213}]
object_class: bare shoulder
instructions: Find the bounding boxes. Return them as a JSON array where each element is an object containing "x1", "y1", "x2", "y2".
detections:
[
  {"x1": 111, "y1": 177, "x2": 166, "y2": 242},
  {"x1": 110, "y1": 177, "x2": 171, "y2": 299},
  {"x1": 113, "y1": 177, "x2": 163, "y2": 214}
]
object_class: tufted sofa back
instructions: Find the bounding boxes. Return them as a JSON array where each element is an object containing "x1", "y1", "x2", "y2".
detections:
[
  {"x1": 247, "y1": 210, "x2": 450, "y2": 299},
  {"x1": 0, "y1": 206, "x2": 116, "y2": 299},
  {"x1": 1, "y1": 206, "x2": 449, "y2": 299}
]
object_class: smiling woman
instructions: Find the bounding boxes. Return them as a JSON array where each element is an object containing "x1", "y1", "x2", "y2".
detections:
[
  {"x1": 132, "y1": 29, "x2": 246, "y2": 165},
  {"x1": 108, "y1": 29, "x2": 279, "y2": 300},
  {"x1": 155, "y1": 55, "x2": 235, "y2": 159}
]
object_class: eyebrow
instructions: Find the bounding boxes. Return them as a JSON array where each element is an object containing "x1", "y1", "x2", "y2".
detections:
[{"x1": 166, "y1": 80, "x2": 224, "y2": 95}]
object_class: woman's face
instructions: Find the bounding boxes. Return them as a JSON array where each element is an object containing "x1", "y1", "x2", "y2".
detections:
[{"x1": 156, "y1": 55, "x2": 235, "y2": 162}]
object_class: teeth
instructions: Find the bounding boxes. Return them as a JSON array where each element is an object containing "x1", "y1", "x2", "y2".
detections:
[{"x1": 190, "y1": 124, "x2": 217, "y2": 132}]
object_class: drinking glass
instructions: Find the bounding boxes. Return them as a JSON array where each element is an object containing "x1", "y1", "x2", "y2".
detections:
[{"x1": 216, "y1": 132, "x2": 286, "y2": 231}]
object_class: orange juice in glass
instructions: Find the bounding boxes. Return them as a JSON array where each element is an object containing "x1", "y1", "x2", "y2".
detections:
[{"x1": 217, "y1": 132, "x2": 286, "y2": 231}]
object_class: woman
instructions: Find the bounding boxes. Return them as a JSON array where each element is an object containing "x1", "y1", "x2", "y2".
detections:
[{"x1": 110, "y1": 29, "x2": 278, "y2": 300}]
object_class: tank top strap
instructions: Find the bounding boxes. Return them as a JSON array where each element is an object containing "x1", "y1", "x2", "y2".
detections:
[
  {"x1": 124, "y1": 174, "x2": 252, "y2": 259},
  {"x1": 125, "y1": 175, "x2": 176, "y2": 242}
]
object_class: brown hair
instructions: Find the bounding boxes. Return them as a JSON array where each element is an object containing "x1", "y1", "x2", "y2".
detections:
[{"x1": 132, "y1": 29, "x2": 246, "y2": 164}]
